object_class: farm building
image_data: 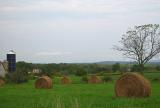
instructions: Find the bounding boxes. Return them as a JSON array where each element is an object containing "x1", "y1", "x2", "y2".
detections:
[
  {"x1": 32, "y1": 69, "x2": 42, "y2": 74},
  {"x1": 0, "y1": 61, "x2": 8, "y2": 77}
]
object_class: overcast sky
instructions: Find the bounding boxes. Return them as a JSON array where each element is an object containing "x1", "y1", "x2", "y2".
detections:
[{"x1": 0, "y1": 0, "x2": 160, "y2": 63}]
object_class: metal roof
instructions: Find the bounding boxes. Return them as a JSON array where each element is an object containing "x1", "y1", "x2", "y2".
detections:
[{"x1": 7, "y1": 50, "x2": 16, "y2": 54}]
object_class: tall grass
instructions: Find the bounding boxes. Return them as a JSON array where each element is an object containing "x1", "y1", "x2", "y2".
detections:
[{"x1": 0, "y1": 72, "x2": 160, "y2": 108}]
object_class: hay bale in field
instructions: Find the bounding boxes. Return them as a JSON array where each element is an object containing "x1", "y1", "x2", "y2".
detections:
[
  {"x1": 60, "y1": 76, "x2": 71, "y2": 84},
  {"x1": 115, "y1": 72, "x2": 151, "y2": 98},
  {"x1": 35, "y1": 76, "x2": 52, "y2": 89},
  {"x1": 0, "y1": 79, "x2": 5, "y2": 86},
  {"x1": 88, "y1": 75, "x2": 102, "y2": 84}
]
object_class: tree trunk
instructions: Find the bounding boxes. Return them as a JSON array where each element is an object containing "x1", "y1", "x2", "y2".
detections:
[{"x1": 139, "y1": 64, "x2": 144, "y2": 75}]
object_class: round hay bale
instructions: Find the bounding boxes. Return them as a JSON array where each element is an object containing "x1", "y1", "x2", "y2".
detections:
[
  {"x1": 115, "y1": 72, "x2": 151, "y2": 98},
  {"x1": 0, "y1": 79, "x2": 5, "y2": 86},
  {"x1": 60, "y1": 76, "x2": 71, "y2": 84},
  {"x1": 88, "y1": 75, "x2": 102, "y2": 84},
  {"x1": 35, "y1": 76, "x2": 52, "y2": 89}
]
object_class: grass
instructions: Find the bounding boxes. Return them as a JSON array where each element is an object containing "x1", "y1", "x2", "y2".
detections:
[{"x1": 0, "y1": 73, "x2": 160, "y2": 108}]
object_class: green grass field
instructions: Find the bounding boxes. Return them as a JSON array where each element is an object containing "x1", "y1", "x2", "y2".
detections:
[{"x1": 0, "y1": 73, "x2": 160, "y2": 108}]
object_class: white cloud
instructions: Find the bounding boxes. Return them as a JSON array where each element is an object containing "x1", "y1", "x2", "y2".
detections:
[
  {"x1": 0, "y1": 0, "x2": 108, "y2": 13},
  {"x1": 35, "y1": 51, "x2": 72, "y2": 56},
  {"x1": 0, "y1": 0, "x2": 159, "y2": 14}
]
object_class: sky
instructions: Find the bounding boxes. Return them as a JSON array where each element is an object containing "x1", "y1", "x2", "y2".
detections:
[{"x1": 0, "y1": 0, "x2": 160, "y2": 63}]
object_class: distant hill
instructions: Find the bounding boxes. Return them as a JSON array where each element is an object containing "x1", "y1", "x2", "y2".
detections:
[
  {"x1": 95, "y1": 61, "x2": 132, "y2": 64},
  {"x1": 95, "y1": 60, "x2": 160, "y2": 65},
  {"x1": 147, "y1": 60, "x2": 160, "y2": 65}
]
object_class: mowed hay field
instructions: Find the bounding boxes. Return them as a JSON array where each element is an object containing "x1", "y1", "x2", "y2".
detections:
[{"x1": 0, "y1": 73, "x2": 160, "y2": 108}]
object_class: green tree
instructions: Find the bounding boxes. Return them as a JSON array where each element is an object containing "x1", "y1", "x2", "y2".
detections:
[
  {"x1": 112, "y1": 63, "x2": 120, "y2": 72},
  {"x1": 131, "y1": 64, "x2": 142, "y2": 72},
  {"x1": 155, "y1": 65, "x2": 160, "y2": 71},
  {"x1": 75, "y1": 68, "x2": 87, "y2": 76}
]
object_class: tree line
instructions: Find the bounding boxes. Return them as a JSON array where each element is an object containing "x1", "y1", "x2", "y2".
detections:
[{"x1": 16, "y1": 61, "x2": 160, "y2": 76}]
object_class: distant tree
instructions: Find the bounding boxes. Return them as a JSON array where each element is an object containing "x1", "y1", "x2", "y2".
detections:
[
  {"x1": 115, "y1": 24, "x2": 160, "y2": 71},
  {"x1": 119, "y1": 65, "x2": 128, "y2": 73},
  {"x1": 16, "y1": 61, "x2": 33, "y2": 72},
  {"x1": 81, "y1": 76, "x2": 89, "y2": 83},
  {"x1": 102, "y1": 76, "x2": 113, "y2": 82},
  {"x1": 131, "y1": 64, "x2": 142, "y2": 72},
  {"x1": 75, "y1": 68, "x2": 87, "y2": 76},
  {"x1": 155, "y1": 65, "x2": 160, "y2": 71},
  {"x1": 112, "y1": 63, "x2": 120, "y2": 72}
]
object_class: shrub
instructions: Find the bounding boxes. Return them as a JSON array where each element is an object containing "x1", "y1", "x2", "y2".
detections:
[
  {"x1": 53, "y1": 72, "x2": 62, "y2": 77},
  {"x1": 96, "y1": 72, "x2": 105, "y2": 76},
  {"x1": 0, "y1": 76, "x2": 5, "y2": 81},
  {"x1": 75, "y1": 68, "x2": 87, "y2": 76},
  {"x1": 155, "y1": 65, "x2": 160, "y2": 71},
  {"x1": 28, "y1": 74, "x2": 36, "y2": 80},
  {"x1": 40, "y1": 71, "x2": 53, "y2": 78},
  {"x1": 6, "y1": 68, "x2": 28, "y2": 84},
  {"x1": 102, "y1": 76, "x2": 113, "y2": 82},
  {"x1": 152, "y1": 77, "x2": 160, "y2": 82},
  {"x1": 112, "y1": 63, "x2": 120, "y2": 72},
  {"x1": 81, "y1": 76, "x2": 89, "y2": 83},
  {"x1": 131, "y1": 64, "x2": 144, "y2": 72}
]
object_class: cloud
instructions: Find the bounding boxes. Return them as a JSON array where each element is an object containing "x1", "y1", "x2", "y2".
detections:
[
  {"x1": 0, "y1": 0, "x2": 110, "y2": 13},
  {"x1": 0, "y1": 0, "x2": 159, "y2": 14},
  {"x1": 35, "y1": 51, "x2": 72, "y2": 56}
]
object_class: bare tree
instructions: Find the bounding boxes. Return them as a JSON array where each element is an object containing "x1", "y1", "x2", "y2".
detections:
[{"x1": 115, "y1": 24, "x2": 160, "y2": 71}]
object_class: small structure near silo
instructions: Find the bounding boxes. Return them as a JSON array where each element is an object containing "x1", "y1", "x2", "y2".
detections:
[
  {"x1": 32, "y1": 69, "x2": 42, "y2": 74},
  {"x1": 0, "y1": 61, "x2": 8, "y2": 78}
]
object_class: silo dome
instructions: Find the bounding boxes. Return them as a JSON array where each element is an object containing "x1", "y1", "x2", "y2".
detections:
[{"x1": 7, "y1": 50, "x2": 16, "y2": 54}]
